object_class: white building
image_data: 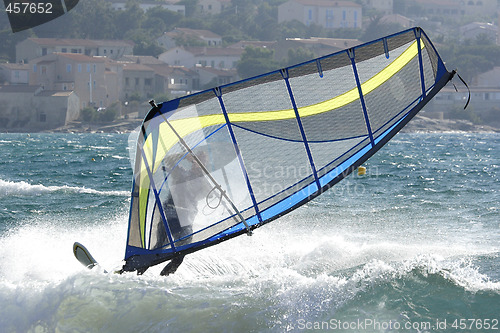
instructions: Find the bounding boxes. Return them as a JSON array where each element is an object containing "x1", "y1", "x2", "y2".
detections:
[
  {"x1": 198, "y1": 0, "x2": 231, "y2": 15},
  {"x1": 0, "y1": 63, "x2": 30, "y2": 85},
  {"x1": 278, "y1": 0, "x2": 362, "y2": 29},
  {"x1": 460, "y1": 22, "x2": 498, "y2": 43},
  {"x1": 158, "y1": 47, "x2": 243, "y2": 70},
  {"x1": 16, "y1": 38, "x2": 134, "y2": 63}
]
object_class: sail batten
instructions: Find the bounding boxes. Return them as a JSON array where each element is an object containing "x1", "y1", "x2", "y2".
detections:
[{"x1": 122, "y1": 27, "x2": 455, "y2": 272}]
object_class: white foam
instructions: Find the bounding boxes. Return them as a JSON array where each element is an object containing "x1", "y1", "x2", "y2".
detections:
[{"x1": 0, "y1": 179, "x2": 128, "y2": 197}]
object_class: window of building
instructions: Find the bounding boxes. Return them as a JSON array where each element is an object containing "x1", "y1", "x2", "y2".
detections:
[
  {"x1": 145, "y1": 78, "x2": 152, "y2": 86},
  {"x1": 78, "y1": 64, "x2": 82, "y2": 73},
  {"x1": 42, "y1": 48, "x2": 47, "y2": 56},
  {"x1": 326, "y1": 9, "x2": 333, "y2": 19},
  {"x1": 66, "y1": 64, "x2": 72, "y2": 72},
  {"x1": 135, "y1": 78, "x2": 139, "y2": 86},
  {"x1": 33, "y1": 64, "x2": 37, "y2": 72},
  {"x1": 87, "y1": 64, "x2": 91, "y2": 72},
  {"x1": 125, "y1": 77, "x2": 130, "y2": 86},
  {"x1": 71, "y1": 49, "x2": 78, "y2": 53},
  {"x1": 39, "y1": 112, "x2": 47, "y2": 122},
  {"x1": 62, "y1": 48, "x2": 67, "y2": 53}
]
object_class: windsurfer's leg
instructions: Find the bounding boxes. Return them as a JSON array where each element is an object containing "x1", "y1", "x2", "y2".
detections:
[{"x1": 160, "y1": 255, "x2": 185, "y2": 276}]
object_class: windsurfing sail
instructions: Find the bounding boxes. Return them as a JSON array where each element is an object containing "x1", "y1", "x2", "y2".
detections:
[{"x1": 121, "y1": 27, "x2": 455, "y2": 272}]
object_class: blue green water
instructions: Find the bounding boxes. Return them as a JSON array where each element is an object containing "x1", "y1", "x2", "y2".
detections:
[{"x1": 0, "y1": 133, "x2": 499, "y2": 332}]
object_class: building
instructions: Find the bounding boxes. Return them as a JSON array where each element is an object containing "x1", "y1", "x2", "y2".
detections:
[
  {"x1": 118, "y1": 55, "x2": 166, "y2": 65},
  {"x1": 158, "y1": 47, "x2": 243, "y2": 70},
  {"x1": 157, "y1": 28, "x2": 223, "y2": 50},
  {"x1": 0, "y1": 63, "x2": 30, "y2": 85},
  {"x1": 460, "y1": 22, "x2": 498, "y2": 43},
  {"x1": 414, "y1": 0, "x2": 460, "y2": 18},
  {"x1": 29, "y1": 53, "x2": 119, "y2": 109},
  {"x1": 16, "y1": 38, "x2": 134, "y2": 63},
  {"x1": 278, "y1": 0, "x2": 362, "y2": 29},
  {"x1": 147, "y1": 64, "x2": 199, "y2": 96},
  {"x1": 426, "y1": 66, "x2": 500, "y2": 116},
  {"x1": 0, "y1": 85, "x2": 80, "y2": 131},
  {"x1": 194, "y1": 66, "x2": 239, "y2": 89},
  {"x1": 121, "y1": 62, "x2": 155, "y2": 101},
  {"x1": 461, "y1": 0, "x2": 497, "y2": 18},
  {"x1": 197, "y1": 0, "x2": 231, "y2": 15}
]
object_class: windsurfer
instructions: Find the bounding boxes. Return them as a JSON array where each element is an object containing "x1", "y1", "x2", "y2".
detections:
[{"x1": 158, "y1": 151, "x2": 211, "y2": 276}]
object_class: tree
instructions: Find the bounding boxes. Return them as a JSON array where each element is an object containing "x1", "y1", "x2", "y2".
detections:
[
  {"x1": 69, "y1": 0, "x2": 116, "y2": 39},
  {"x1": 285, "y1": 47, "x2": 315, "y2": 67},
  {"x1": 237, "y1": 46, "x2": 279, "y2": 79},
  {"x1": 145, "y1": 7, "x2": 183, "y2": 31},
  {"x1": 125, "y1": 29, "x2": 165, "y2": 57},
  {"x1": 114, "y1": 0, "x2": 145, "y2": 39},
  {"x1": 360, "y1": 16, "x2": 403, "y2": 42}
]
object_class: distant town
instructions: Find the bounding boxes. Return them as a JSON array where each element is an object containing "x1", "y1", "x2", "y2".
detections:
[{"x1": 1, "y1": 0, "x2": 499, "y2": 132}]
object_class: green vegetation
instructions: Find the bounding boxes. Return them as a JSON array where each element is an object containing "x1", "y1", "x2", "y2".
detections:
[
  {"x1": 237, "y1": 46, "x2": 278, "y2": 78},
  {"x1": 79, "y1": 102, "x2": 120, "y2": 123},
  {"x1": 439, "y1": 36, "x2": 500, "y2": 83}
]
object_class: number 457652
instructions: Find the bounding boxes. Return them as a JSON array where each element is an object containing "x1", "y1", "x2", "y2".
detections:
[{"x1": 5, "y1": 2, "x2": 53, "y2": 14}]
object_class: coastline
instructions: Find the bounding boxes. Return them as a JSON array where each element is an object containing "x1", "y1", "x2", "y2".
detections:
[
  {"x1": 1, "y1": 115, "x2": 499, "y2": 134},
  {"x1": 401, "y1": 115, "x2": 500, "y2": 133}
]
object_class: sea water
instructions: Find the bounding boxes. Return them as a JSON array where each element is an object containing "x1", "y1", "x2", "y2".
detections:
[{"x1": 0, "y1": 132, "x2": 498, "y2": 332}]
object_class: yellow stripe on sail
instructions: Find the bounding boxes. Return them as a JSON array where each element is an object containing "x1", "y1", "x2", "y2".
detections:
[{"x1": 140, "y1": 40, "x2": 423, "y2": 183}]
